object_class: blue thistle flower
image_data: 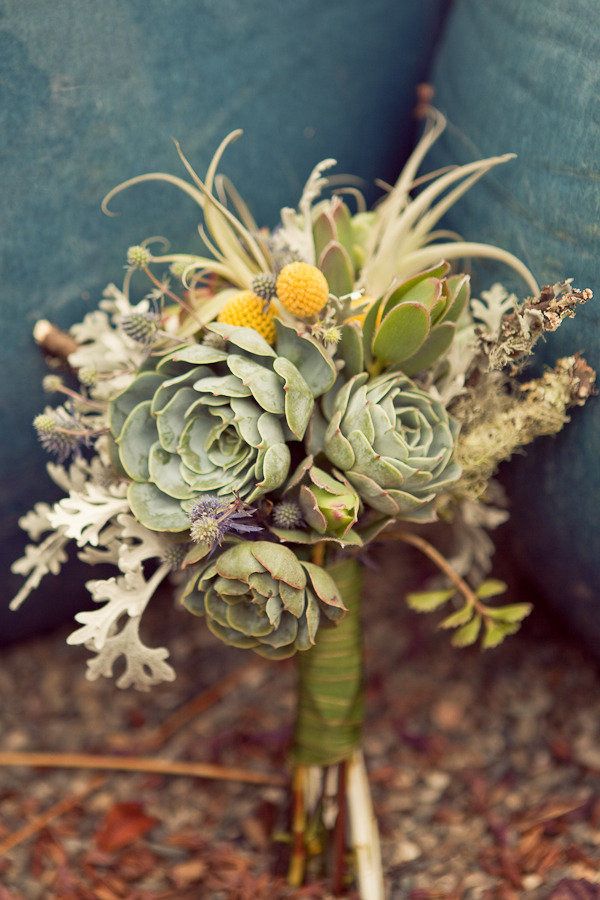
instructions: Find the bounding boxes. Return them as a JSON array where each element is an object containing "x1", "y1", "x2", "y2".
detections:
[
  {"x1": 33, "y1": 406, "x2": 91, "y2": 463},
  {"x1": 188, "y1": 494, "x2": 262, "y2": 552}
]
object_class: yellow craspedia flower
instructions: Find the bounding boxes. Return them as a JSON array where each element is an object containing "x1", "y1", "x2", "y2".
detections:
[
  {"x1": 276, "y1": 262, "x2": 329, "y2": 318},
  {"x1": 217, "y1": 290, "x2": 276, "y2": 345}
]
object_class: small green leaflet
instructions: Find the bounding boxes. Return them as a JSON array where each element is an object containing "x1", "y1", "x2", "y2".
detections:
[{"x1": 406, "y1": 588, "x2": 455, "y2": 612}]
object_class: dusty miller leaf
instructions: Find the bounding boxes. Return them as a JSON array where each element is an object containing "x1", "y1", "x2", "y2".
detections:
[
  {"x1": 68, "y1": 563, "x2": 170, "y2": 652},
  {"x1": 117, "y1": 513, "x2": 176, "y2": 572},
  {"x1": 17, "y1": 503, "x2": 54, "y2": 541},
  {"x1": 48, "y1": 483, "x2": 129, "y2": 547},
  {"x1": 77, "y1": 523, "x2": 122, "y2": 565},
  {"x1": 471, "y1": 283, "x2": 516, "y2": 339},
  {"x1": 85, "y1": 616, "x2": 175, "y2": 691},
  {"x1": 10, "y1": 530, "x2": 70, "y2": 610}
]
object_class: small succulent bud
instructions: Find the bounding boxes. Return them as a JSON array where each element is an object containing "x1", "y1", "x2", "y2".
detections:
[
  {"x1": 120, "y1": 311, "x2": 160, "y2": 345},
  {"x1": 272, "y1": 500, "x2": 304, "y2": 530},
  {"x1": 78, "y1": 366, "x2": 98, "y2": 386},
  {"x1": 190, "y1": 514, "x2": 223, "y2": 547},
  {"x1": 251, "y1": 273, "x2": 277, "y2": 302},
  {"x1": 127, "y1": 245, "x2": 151, "y2": 268},
  {"x1": 42, "y1": 374, "x2": 64, "y2": 393},
  {"x1": 310, "y1": 486, "x2": 358, "y2": 536}
]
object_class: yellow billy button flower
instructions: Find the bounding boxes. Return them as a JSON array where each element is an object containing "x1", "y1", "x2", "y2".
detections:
[
  {"x1": 217, "y1": 290, "x2": 276, "y2": 345},
  {"x1": 276, "y1": 262, "x2": 329, "y2": 319}
]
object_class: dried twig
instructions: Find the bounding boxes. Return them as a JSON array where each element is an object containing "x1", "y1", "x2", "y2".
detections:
[
  {"x1": 0, "y1": 662, "x2": 272, "y2": 855},
  {"x1": 33, "y1": 320, "x2": 78, "y2": 361},
  {"x1": 0, "y1": 751, "x2": 286, "y2": 788},
  {"x1": 378, "y1": 529, "x2": 486, "y2": 615},
  {"x1": 332, "y1": 760, "x2": 348, "y2": 895},
  {"x1": 287, "y1": 764, "x2": 307, "y2": 887},
  {"x1": 0, "y1": 775, "x2": 105, "y2": 856}
]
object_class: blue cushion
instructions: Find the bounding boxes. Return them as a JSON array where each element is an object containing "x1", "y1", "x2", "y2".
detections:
[
  {"x1": 1, "y1": 0, "x2": 449, "y2": 641},
  {"x1": 428, "y1": 0, "x2": 600, "y2": 653}
]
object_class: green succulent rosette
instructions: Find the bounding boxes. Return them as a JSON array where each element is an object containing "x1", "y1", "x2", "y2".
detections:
[
  {"x1": 363, "y1": 263, "x2": 471, "y2": 375},
  {"x1": 181, "y1": 541, "x2": 347, "y2": 659},
  {"x1": 108, "y1": 321, "x2": 336, "y2": 532},
  {"x1": 270, "y1": 456, "x2": 362, "y2": 547},
  {"x1": 322, "y1": 370, "x2": 461, "y2": 522}
]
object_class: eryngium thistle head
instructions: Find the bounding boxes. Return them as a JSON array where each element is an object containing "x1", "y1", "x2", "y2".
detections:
[
  {"x1": 322, "y1": 372, "x2": 461, "y2": 522},
  {"x1": 185, "y1": 541, "x2": 346, "y2": 659},
  {"x1": 120, "y1": 311, "x2": 160, "y2": 345},
  {"x1": 250, "y1": 273, "x2": 277, "y2": 302},
  {"x1": 162, "y1": 542, "x2": 189, "y2": 571},
  {"x1": 42, "y1": 374, "x2": 64, "y2": 393},
  {"x1": 190, "y1": 515, "x2": 223, "y2": 547},
  {"x1": 272, "y1": 500, "x2": 303, "y2": 529},
  {"x1": 127, "y1": 245, "x2": 151, "y2": 268},
  {"x1": 78, "y1": 366, "x2": 98, "y2": 386},
  {"x1": 189, "y1": 495, "x2": 227, "y2": 521},
  {"x1": 188, "y1": 495, "x2": 262, "y2": 551},
  {"x1": 33, "y1": 407, "x2": 84, "y2": 463}
]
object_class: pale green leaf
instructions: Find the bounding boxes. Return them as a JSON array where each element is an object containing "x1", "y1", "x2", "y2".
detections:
[
  {"x1": 439, "y1": 603, "x2": 472, "y2": 629},
  {"x1": 451, "y1": 615, "x2": 481, "y2": 647},
  {"x1": 486, "y1": 602, "x2": 532, "y2": 623},
  {"x1": 372, "y1": 302, "x2": 429, "y2": 364},
  {"x1": 127, "y1": 482, "x2": 190, "y2": 532},
  {"x1": 406, "y1": 588, "x2": 455, "y2": 612},
  {"x1": 476, "y1": 579, "x2": 508, "y2": 599},
  {"x1": 319, "y1": 241, "x2": 354, "y2": 296},
  {"x1": 482, "y1": 619, "x2": 520, "y2": 649}
]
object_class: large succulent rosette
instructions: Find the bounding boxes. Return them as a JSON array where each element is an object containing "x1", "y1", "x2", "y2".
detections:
[
  {"x1": 181, "y1": 541, "x2": 346, "y2": 659},
  {"x1": 108, "y1": 322, "x2": 336, "y2": 532},
  {"x1": 322, "y1": 371, "x2": 461, "y2": 522}
]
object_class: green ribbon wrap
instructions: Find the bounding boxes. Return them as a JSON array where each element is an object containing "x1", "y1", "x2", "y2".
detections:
[{"x1": 293, "y1": 557, "x2": 364, "y2": 766}]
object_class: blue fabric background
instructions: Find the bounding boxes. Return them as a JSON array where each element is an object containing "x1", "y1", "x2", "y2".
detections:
[
  {"x1": 429, "y1": 0, "x2": 600, "y2": 653},
  {"x1": 0, "y1": 0, "x2": 449, "y2": 641}
]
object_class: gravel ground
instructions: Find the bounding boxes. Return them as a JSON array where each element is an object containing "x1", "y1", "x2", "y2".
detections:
[{"x1": 0, "y1": 546, "x2": 599, "y2": 899}]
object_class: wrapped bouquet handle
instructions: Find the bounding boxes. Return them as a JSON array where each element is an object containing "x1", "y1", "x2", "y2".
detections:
[
  {"x1": 294, "y1": 555, "x2": 363, "y2": 769},
  {"x1": 11, "y1": 109, "x2": 595, "y2": 895}
]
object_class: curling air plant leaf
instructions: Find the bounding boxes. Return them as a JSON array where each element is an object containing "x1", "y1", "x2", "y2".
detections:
[
  {"x1": 357, "y1": 109, "x2": 539, "y2": 298},
  {"x1": 102, "y1": 131, "x2": 273, "y2": 292}
]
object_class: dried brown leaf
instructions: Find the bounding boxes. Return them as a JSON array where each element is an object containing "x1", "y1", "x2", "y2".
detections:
[{"x1": 94, "y1": 802, "x2": 158, "y2": 853}]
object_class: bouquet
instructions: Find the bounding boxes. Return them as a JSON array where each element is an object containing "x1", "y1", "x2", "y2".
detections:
[{"x1": 11, "y1": 109, "x2": 595, "y2": 896}]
